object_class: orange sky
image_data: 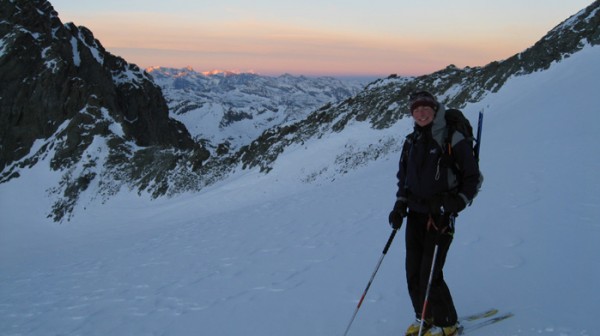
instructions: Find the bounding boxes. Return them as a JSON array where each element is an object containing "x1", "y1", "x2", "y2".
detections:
[{"x1": 50, "y1": 1, "x2": 593, "y2": 77}]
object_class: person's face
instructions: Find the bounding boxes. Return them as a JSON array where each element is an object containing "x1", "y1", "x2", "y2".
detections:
[{"x1": 412, "y1": 106, "x2": 436, "y2": 127}]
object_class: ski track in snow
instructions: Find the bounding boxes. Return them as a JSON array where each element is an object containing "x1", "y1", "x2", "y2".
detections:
[{"x1": 2, "y1": 44, "x2": 600, "y2": 336}]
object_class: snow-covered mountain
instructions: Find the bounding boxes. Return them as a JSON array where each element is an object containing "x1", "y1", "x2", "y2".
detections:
[
  {"x1": 0, "y1": 0, "x2": 599, "y2": 226},
  {"x1": 1, "y1": 22, "x2": 599, "y2": 336},
  {"x1": 147, "y1": 67, "x2": 367, "y2": 154},
  {"x1": 1, "y1": 1, "x2": 600, "y2": 336}
]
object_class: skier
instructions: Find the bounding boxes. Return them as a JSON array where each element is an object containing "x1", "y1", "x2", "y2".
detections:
[{"x1": 388, "y1": 91, "x2": 481, "y2": 336}]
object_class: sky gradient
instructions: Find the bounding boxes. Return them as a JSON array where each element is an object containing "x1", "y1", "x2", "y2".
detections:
[{"x1": 50, "y1": 0, "x2": 593, "y2": 77}]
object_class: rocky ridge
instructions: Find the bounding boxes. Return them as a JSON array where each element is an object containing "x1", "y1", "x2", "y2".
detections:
[
  {"x1": 0, "y1": 0, "x2": 209, "y2": 221},
  {"x1": 233, "y1": 2, "x2": 600, "y2": 172}
]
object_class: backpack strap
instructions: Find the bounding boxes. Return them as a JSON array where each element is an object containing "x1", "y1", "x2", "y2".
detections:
[
  {"x1": 442, "y1": 125, "x2": 460, "y2": 177},
  {"x1": 402, "y1": 131, "x2": 415, "y2": 160}
]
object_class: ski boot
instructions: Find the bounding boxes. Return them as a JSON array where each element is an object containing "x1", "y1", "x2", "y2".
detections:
[
  {"x1": 423, "y1": 323, "x2": 459, "y2": 336},
  {"x1": 405, "y1": 318, "x2": 432, "y2": 336}
]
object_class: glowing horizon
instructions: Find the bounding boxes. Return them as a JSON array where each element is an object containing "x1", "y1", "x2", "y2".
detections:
[{"x1": 50, "y1": 0, "x2": 593, "y2": 77}]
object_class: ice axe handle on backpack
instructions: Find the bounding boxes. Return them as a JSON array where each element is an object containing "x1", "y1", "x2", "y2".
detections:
[{"x1": 474, "y1": 110, "x2": 484, "y2": 162}]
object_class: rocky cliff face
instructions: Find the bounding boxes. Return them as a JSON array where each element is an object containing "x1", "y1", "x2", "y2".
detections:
[
  {"x1": 0, "y1": 0, "x2": 199, "y2": 170},
  {"x1": 0, "y1": 0, "x2": 209, "y2": 221}
]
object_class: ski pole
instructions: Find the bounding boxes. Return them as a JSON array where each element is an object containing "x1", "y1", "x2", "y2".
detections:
[
  {"x1": 342, "y1": 229, "x2": 397, "y2": 336},
  {"x1": 418, "y1": 243, "x2": 440, "y2": 336}
]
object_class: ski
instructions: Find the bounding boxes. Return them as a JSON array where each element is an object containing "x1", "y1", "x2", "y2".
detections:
[
  {"x1": 460, "y1": 308, "x2": 498, "y2": 322},
  {"x1": 406, "y1": 309, "x2": 507, "y2": 336},
  {"x1": 458, "y1": 310, "x2": 514, "y2": 335}
]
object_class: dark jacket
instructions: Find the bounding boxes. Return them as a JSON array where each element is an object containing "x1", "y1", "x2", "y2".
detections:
[{"x1": 395, "y1": 106, "x2": 481, "y2": 214}]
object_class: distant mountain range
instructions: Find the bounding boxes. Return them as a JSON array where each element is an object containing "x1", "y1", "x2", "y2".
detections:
[
  {"x1": 147, "y1": 67, "x2": 367, "y2": 154},
  {"x1": 1, "y1": 0, "x2": 598, "y2": 222}
]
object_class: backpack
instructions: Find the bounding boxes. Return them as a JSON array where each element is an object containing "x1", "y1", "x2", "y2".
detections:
[
  {"x1": 443, "y1": 108, "x2": 475, "y2": 157},
  {"x1": 443, "y1": 108, "x2": 484, "y2": 201}
]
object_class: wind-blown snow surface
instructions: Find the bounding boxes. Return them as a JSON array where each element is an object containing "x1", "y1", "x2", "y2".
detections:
[{"x1": 1, "y1": 45, "x2": 599, "y2": 336}]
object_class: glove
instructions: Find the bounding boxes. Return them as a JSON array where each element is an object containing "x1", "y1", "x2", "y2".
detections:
[
  {"x1": 429, "y1": 193, "x2": 466, "y2": 215},
  {"x1": 442, "y1": 194, "x2": 466, "y2": 214},
  {"x1": 388, "y1": 200, "x2": 408, "y2": 230}
]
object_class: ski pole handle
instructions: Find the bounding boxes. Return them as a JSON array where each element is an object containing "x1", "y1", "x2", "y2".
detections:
[{"x1": 382, "y1": 228, "x2": 397, "y2": 254}]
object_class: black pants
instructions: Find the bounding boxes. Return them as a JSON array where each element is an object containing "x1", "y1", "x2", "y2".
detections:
[{"x1": 405, "y1": 211, "x2": 457, "y2": 327}]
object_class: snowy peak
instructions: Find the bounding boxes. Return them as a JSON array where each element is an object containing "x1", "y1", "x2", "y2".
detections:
[{"x1": 147, "y1": 66, "x2": 366, "y2": 153}]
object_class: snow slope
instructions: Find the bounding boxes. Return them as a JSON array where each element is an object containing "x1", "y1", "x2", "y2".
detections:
[{"x1": 1, "y1": 45, "x2": 599, "y2": 336}]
